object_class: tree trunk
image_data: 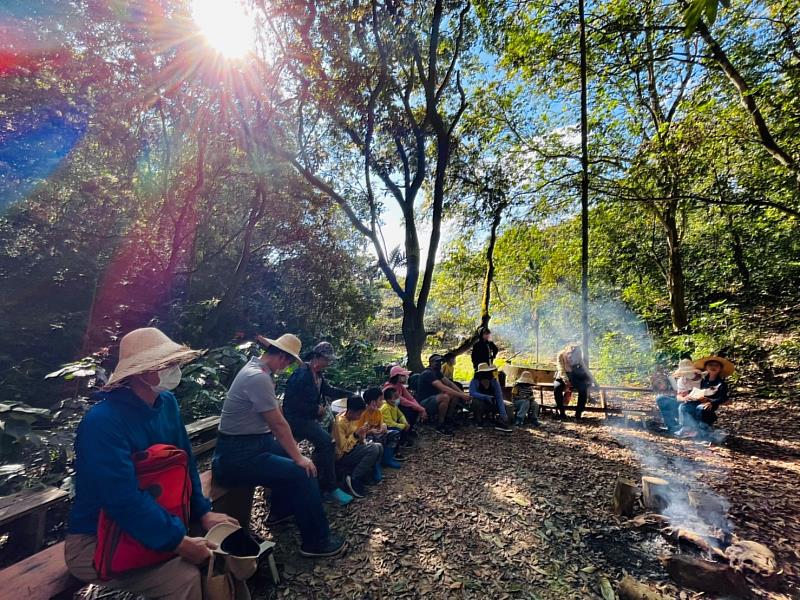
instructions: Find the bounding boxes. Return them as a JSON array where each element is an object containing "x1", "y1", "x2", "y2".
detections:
[
  {"x1": 664, "y1": 210, "x2": 688, "y2": 331},
  {"x1": 480, "y1": 206, "x2": 502, "y2": 329},
  {"x1": 578, "y1": 0, "x2": 591, "y2": 367},
  {"x1": 402, "y1": 301, "x2": 427, "y2": 372},
  {"x1": 726, "y1": 214, "x2": 751, "y2": 287}
]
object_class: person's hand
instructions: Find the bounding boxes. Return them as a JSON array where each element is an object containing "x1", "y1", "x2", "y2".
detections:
[
  {"x1": 201, "y1": 511, "x2": 238, "y2": 531},
  {"x1": 701, "y1": 402, "x2": 713, "y2": 411},
  {"x1": 295, "y1": 455, "x2": 318, "y2": 477},
  {"x1": 419, "y1": 411, "x2": 428, "y2": 423},
  {"x1": 318, "y1": 404, "x2": 327, "y2": 416},
  {"x1": 176, "y1": 536, "x2": 215, "y2": 565}
]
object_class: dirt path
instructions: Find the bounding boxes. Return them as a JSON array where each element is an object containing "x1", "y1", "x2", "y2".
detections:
[{"x1": 248, "y1": 403, "x2": 800, "y2": 600}]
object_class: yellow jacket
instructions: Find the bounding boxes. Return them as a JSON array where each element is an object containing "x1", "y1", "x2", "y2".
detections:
[
  {"x1": 379, "y1": 402, "x2": 409, "y2": 430},
  {"x1": 441, "y1": 362, "x2": 455, "y2": 381},
  {"x1": 357, "y1": 407, "x2": 384, "y2": 430},
  {"x1": 332, "y1": 413, "x2": 361, "y2": 460}
]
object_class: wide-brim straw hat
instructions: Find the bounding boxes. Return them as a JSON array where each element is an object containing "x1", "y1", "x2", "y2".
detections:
[
  {"x1": 693, "y1": 356, "x2": 735, "y2": 378},
  {"x1": 673, "y1": 358, "x2": 701, "y2": 378},
  {"x1": 256, "y1": 333, "x2": 302, "y2": 363},
  {"x1": 516, "y1": 371, "x2": 536, "y2": 385},
  {"x1": 475, "y1": 362, "x2": 497, "y2": 374},
  {"x1": 106, "y1": 327, "x2": 204, "y2": 387}
]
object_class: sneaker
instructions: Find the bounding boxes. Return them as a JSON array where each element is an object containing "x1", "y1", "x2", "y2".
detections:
[
  {"x1": 323, "y1": 487, "x2": 354, "y2": 506},
  {"x1": 514, "y1": 420, "x2": 524, "y2": 427},
  {"x1": 494, "y1": 424, "x2": 513, "y2": 433},
  {"x1": 299, "y1": 533, "x2": 347, "y2": 558},
  {"x1": 266, "y1": 512, "x2": 293, "y2": 526},
  {"x1": 434, "y1": 424, "x2": 454, "y2": 436},
  {"x1": 344, "y1": 474, "x2": 367, "y2": 498},
  {"x1": 401, "y1": 439, "x2": 415, "y2": 448},
  {"x1": 530, "y1": 419, "x2": 541, "y2": 427}
]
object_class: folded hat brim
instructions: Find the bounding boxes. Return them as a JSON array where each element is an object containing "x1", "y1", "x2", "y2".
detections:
[{"x1": 106, "y1": 347, "x2": 204, "y2": 387}]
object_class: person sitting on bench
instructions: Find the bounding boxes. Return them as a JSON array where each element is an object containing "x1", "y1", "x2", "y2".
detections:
[
  {"x1": 676, "y1": 355, "x2": 733, "y2": 439},
  {"x1": 469, "y1": 363, "x2": 512, "y2": 432},
  {"x1": 512, "y1": 371, "x2": 541, "y2": 427},
  {"x1": 418, "y1": 354, "x2": 471, "y2": 436},
  {"x1": 282, "y1": 341, "x2": 354, "y2": 506},
  {"x1": 65, "y1": 327, "x2": 237, "y2": 600},
  {"x1": 332, "y1": 395, "x2": 383, "y2": 498},
  {"x1": 553, "y1": 344, "x2": 598, "y2": 420},
  {"x1": 212, "y1": 334, "x2": 346, "y2": 558}
]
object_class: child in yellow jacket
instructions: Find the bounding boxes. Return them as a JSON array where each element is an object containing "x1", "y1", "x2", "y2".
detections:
[
  {"x1": 380, "y1": 386, "x2": 409, "y2": 460},
  {"x1": 332, "y1": 395, "x2": 382, "y2": 498},
  {"x1": 358, "y1": 387, "x2": 402, "y2": 471}
]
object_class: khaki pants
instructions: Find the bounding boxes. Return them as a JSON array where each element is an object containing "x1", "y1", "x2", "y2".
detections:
[{"x1": 65, "y1": 534, "x2": 203, "y2": 600}]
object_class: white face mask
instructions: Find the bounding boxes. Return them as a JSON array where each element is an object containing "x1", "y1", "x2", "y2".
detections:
[
  {"x1": 393, "y1": 398, "x2": 400, "y2": 407},
  {"x1": 150, "y1": 365, "x2": 182, "y2": 393}
]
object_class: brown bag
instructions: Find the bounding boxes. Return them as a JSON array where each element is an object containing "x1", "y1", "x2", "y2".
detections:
[{"x1": 204, "y1": 553, "x2": 235, "y2": 600}]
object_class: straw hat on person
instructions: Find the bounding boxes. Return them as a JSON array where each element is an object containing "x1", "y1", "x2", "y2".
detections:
[
  {"x1": 106, "y1": 327, "x2": 204, "y2": 388},
  {"x1": 693, "y1": 355, "x2": 735, "y2": 378},
  {"x1": 516, "y1": 371, "x2": 536, "y2": 385},
  {"x1": 255, "y1": 333, "x2": 302, "y2": 364},
  {"x1": 475, "y1": 362, "x2": 497, "y2": 374},
  {"x1": 672, "y1": 358, "x2": 701, "y2": 379}
]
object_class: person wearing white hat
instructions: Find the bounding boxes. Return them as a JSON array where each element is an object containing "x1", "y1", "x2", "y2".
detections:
[
  {"x1": 212, "y1": 334, "x2": 347, "y2": 558},
  {"x1": 65, "y1": 328, "x2": 237, "y2": 599},
  {"x1": 655, "y1": 358, "x2": 703, "y2": 433},
  {"x1": 468, "y1": 363, "x2": 512, "y2": 432},
  {"x1": 676, "y1": 356, "x2": 733, "y2": 439}
]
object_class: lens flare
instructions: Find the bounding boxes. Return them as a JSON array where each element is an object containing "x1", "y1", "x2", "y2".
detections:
[{"x1": 191, "y1": 0, "x2": 255, "y2": 59}]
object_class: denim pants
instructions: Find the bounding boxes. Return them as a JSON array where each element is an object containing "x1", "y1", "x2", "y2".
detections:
[
  {"x1": 679, "y1": 401, "x2": 718, "y2": 431},
  {"x1": 336, "y1": 443, "x2": 382, "y2": 482},
  {"x1": 513, "y1": 398, "x2": 539, "y2": 422},
  {"x1": 656, "y1": 394, "x2": 680, "y2": 431},
  {"x1": 367, "y1": 428, "x2": 400, "y2": 450},
  {"x1": 212, "y1": 433, "x2": 330, "y2": 547},
  {"x1": 399, "y1": 405, "x2": 420, "y2": 435},
  {"x1": 286, "y1": 417, "x2": 338, "y2": 493}
]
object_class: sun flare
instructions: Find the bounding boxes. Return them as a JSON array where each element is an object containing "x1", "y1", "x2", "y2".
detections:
[{"x1": 191, "y1": 0, "x2": 256, "y2": 59}]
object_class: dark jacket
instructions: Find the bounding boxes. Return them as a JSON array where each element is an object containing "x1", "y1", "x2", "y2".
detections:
[
  {"x1": 68, "y1": 388, "x2": 211, "y2": 552},
  {"x1": 701, "y1": 375, "x2": 729, "y2": 408},
  {"x1": 283, "y1": 363, "x2": 351, "y2": 421},
  {"x1": 471, "y1": 339, "x2": 499, "y2": 369}
]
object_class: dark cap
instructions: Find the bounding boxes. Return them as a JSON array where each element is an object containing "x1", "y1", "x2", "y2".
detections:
[
  {"x1": 346, "y1": 395, "x2": 366, "y2": 411},
  {"x1": 429, "y1": 353, "x2": 444, "y2": 364},
  {"x1": 313, "y1": 341, "x2": 338, "y2": 361}
]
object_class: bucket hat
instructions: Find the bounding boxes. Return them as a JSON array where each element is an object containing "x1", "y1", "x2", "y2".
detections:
[
  {"x1": 516, "y1": 371, "x2": 536, "y2": 385},
  {"x1": 672, "y1": 358, "x2": 701, "y2": 378},
  {"x1": 106, "y1": 327, "x2": 203, "y2": 387}
]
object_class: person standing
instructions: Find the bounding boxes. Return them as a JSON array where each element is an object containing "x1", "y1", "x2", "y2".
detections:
[
  {"x1": 471, "y1": 327, "x2": 499, "y2": 370},
  {"x1": 65, "y1": 328, "x2": 237, "y2": 599},
  {"x1": 553, "y1": 344, "x2": 598, "y2": 420},
  {"x1": 282, "y1": 341, "x2": 354, "y2": 505},
  {"x1": 212, "y1": 334, "x2": 346, "y2": 558}
]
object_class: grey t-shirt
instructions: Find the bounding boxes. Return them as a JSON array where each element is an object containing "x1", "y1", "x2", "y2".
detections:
[{"x1": 219, "y1": 357, "x2": 278, "y2": 435}]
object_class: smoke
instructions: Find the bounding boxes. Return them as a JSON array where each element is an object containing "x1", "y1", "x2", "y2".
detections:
[{"x1": 491, "y1": 288, "x2": 655, "y2": 382}]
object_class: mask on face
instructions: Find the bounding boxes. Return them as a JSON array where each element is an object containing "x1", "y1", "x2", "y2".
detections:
[
  {"x1": 393, "y1": 398, "x2": 400, "y2": 407},
  {"x1": 150, "y1": 365, "x2": 182, "y2": 393}
]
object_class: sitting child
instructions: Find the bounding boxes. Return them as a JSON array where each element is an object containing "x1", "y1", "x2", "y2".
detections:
[
  {"x1": 358, "y1": 387, "x2": 402, "y2": 475},
  {"x1": 677, "y1": 356, "x2": 733, "y2": 439},
  {"x1": 379, "y1": 386, "x2": 409, "y2": 460},
  {"x1": 511, "y1": 371, "x2": 541, "y2": 427},
  {"x1": 655, "y1": 358, "x2": 702, "y2": 433},
  {"x1": 332, "y1": 395, "x2": 383, "y2": 498}
]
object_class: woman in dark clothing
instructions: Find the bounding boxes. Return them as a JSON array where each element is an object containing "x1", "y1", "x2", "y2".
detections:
[
  {"x1": 471, "y1": 326, "x2": 499, "y2": 370},
  {"x1": 282, "y1": 341, "x2": 354, "y2": 505},
  {"x1": 553, "y1": 344, "x2": 598, "y2": 420}
]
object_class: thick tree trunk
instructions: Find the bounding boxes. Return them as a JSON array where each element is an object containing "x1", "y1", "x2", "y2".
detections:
[
  {"x1": 727, "y1": 214, "x2": 751, "y2": 287},
  {"x1": 402, "y1": 301, "x2": 427, "y2": 372},
  {"x1": 664, "y1": 211, "x2": 688, "y2": 331},
  {"x1": 480, "y1": 207, "x2": 502, "y2": 329},
  {"x1": 578, "y1": 0, "x2": 591, "y2": 367}
]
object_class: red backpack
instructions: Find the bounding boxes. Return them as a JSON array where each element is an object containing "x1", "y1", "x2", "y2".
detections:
[{"x1": 93, "y1": 444, "x2": 192, "y2": 580}]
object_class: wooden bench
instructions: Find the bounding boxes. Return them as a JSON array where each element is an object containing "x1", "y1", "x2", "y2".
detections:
[{"x1": 506, "y1": 381, "x2": 654, "y2": 418}]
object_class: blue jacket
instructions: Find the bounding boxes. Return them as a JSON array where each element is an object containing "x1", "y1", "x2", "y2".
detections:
[
  {"x1": 469, "y1": 377, "x2": 503, "y2": 405},
  {"x1": 67, "y1": 388, "x2": 211, "y2": 552}
]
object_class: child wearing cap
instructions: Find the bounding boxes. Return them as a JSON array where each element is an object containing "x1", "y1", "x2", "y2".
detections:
[
  {"x1": 511, "y1": 371, "x2": 541, "y2": 427},
  {"x1": 332, "y1": 395, "x2": 383, "y2": 498},
  {"x1": 358, "y1": 387, "x2": 403, "y2": 475}
]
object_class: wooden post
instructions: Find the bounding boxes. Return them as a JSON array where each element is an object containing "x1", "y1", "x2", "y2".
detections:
[
  {"x1": 642, "y1": 476, "x2": 670, "y2": 512},
  {"x1": 612, "y1": 477, "x2": 638, "y2": 516},
  {"x1": 600, "y1": 388, "x2": 608, "y2": 418}
]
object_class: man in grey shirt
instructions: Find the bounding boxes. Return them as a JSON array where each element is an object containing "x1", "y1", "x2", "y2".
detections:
[{"x1": 211, "y1": 334, "x2": 346, "y2": 558}]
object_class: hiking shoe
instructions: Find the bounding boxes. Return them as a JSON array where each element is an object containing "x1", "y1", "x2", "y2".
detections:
[
  {"x1": 434, "y1": 424, "x2": 454, "y2": 436},
  {"x1": 530, "y1": 419, "x2": 541, "y2": 427},
  {"x1": 323, "y1": 487, "x2": 354, "y2": 506},
  {"x1": 494, "y1": 424, "x2": 513, "y2": 433},
  {"x1": 344, "y1": 474, "x2": 367, "y2": 498},
  {"x1": 299, "y1": 533, "x2": 347, "y2": 558},
  {"x1": 266, "y1": 512, "x2": 293, "y2": 526}
]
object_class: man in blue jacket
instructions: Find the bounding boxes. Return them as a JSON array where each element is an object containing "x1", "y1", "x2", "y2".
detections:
[
  {"x1": 282, "y1": 341, "x2": 354, "y2": 505},
  {"x1": 65, "y1": 328, "x2": 236, "y2": 599}
]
